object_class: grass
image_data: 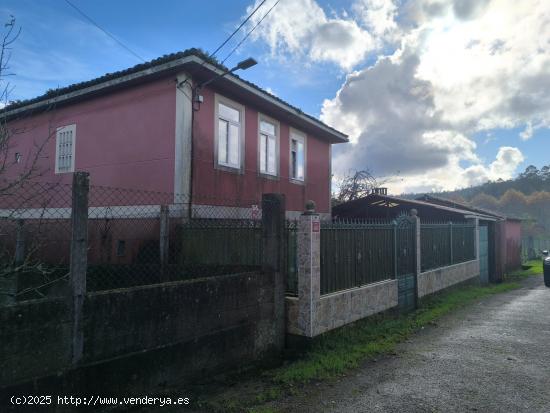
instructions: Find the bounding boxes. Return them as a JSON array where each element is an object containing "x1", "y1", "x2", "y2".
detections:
[
  {"x1": 508, "y1": 259, "x2": 543, "y2": 277},
  {"x1": 197, "y1": 280, "x2": 520, "y2": 412},
  {"x1": 269, "y1": 281, "x2": 519, "y2": 386}
]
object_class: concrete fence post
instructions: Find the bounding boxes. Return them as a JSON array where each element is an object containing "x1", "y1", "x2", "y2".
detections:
[
  {"x1": 69, "y1": 171, "x2": 89, "y2": 365},
  {"x1": 14, "y1": 219, "x2": 26, "y2": 265},
  {"x1": 159, "y1": 205, "x2": 170, "y2": 282},
  {"x1": 296, "y1": 201, "x2": 320, "y2": 338},
  {"x1": 262, "y1": 193, "x2": 286, "y2": 350}
]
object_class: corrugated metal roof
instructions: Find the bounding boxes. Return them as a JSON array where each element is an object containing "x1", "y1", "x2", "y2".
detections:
[
  {"x1": 334, "y1": 193, "x2": 497, "y2": 220},
  {"x1": 417, "y1": 195, "x2": 521, "y2": 221}
]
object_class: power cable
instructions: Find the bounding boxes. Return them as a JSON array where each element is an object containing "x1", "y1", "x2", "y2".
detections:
[
  {"x1": 63, "y1": 0, "x2": 146, "y2": 62},
  {"x1": 210, "y1": 0, "x2": 268, "y2": 58},
  {"x1": 177, "y1": 0, "x2": 271, "y2": 91},
  {"x1": 221, "y1": 0, "x2": 280, "y2": 65}
]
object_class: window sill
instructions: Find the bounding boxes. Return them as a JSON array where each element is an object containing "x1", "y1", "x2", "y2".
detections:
[
  {"x1": 259, "y1": 172, "x2": 279, "y2": 181},
  {"x1": 215, "y1": 163, "x2": 243, "y2": 175},
  {"x1": 290, "y1": 178, "x2": 305, "y2": 185}
]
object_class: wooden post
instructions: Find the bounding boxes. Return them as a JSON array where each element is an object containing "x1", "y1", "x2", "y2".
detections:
[
  {"x1": 160, "y1": 205, "x2": 170, "y2": 282},
  {"x1": 262, "y1": 194, "x2": 286, "y2": 350},
  {"x1": 70, "y1": 171, "x2": 89, "y2": 365}
]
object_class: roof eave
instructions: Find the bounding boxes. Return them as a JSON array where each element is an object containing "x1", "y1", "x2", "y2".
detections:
[{"x1": 2, "y1": 54, "x2": 348, "y2": 144}]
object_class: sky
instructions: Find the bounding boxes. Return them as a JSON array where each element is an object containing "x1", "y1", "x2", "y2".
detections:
[{"x1": 1, "y1": 0, "x2": 549, "y2": 194}]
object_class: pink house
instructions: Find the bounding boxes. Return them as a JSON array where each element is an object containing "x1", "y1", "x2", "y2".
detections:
[{"x1": 2, "y1": 49, "x2": 347, "y2": 218}]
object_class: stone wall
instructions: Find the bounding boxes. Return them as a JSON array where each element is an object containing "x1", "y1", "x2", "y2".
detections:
[
  {"x1": 286, "y1": 279, "x2": 398, "y2": 336},
  {"x1": 418, "y1": 259, "x2": 480, "y2": 298},
  {"x1": 0, "y1": 271, "x2": 281, "y2": 396},
  {"x1": 1, "y1": 297, "x2": 72, "y2": 385}
]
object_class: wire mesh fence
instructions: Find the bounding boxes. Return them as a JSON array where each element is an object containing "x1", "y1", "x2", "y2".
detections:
[
  {"x1": 0, "y1": 178, "x2": 269, "y2": 298},
  {"x1": 86, "y1": 187, "x2": 265, "y2": 291},
  {"x1": 0, "y1": 181, "x2": 73, "y2": 302},
  {"x1": 420, "y1": 221, "x2": 475, "y2": 272}
]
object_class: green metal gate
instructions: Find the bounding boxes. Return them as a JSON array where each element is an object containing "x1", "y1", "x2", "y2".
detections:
[
  {"x1": 479, "y1": 225, "x2": 489, "y2": 283},
  {"x1": 396, "y1": 216, "x2": 417, "y2": 312}
]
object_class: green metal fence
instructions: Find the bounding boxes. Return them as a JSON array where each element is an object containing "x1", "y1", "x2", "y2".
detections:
[
  {"x1": 420, "y1": 221, "x2": 475, "y2": 272},
  {"x1": 522, "y1": 237, "x2": 550, "y2": 260},
  {"x1": 320, "y1": 219, "x2": 395, "y2": 295}
]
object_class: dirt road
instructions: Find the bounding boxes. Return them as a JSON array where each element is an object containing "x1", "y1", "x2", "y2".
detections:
[{"x1": 274, "y1": 276, "x2": 550, "y2": 412}]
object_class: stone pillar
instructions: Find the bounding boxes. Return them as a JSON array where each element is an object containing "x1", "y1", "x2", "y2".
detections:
[
  {"x1": 297, "y1": 201, "x2": 320, "y2": 338},
  {"x1": 262, "y1": 193, "x2": 286, "y2": 350}
]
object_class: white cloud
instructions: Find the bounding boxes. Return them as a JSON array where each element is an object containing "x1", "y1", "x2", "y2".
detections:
[
  {"x1": 352, "y1": 0, "x2": 401, "y2": 44},
  {"x1": 519, "y1": 123, "x2": 534, "y2": 141},
  {"x1": 245, "y1": 0, "x2": 381, "y2": 69},
  {"x1": 488, "y1": 146, "x2": 525, "y2": 179},
  {"x1": 314, "y1": 0, "x2": 549, "y2": 192},
  {"x1": 413, "y1": 0, "x2": 550, "y2": 133},
  {"x1": 320, "y1": 46, "x2": 523, "y2": 193}
]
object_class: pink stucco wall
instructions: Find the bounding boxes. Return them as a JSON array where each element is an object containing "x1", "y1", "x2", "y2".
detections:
[
  {"x1": 5, "y1": 75, "x2": 333, "y2": 213},
  {"x1": 192, "y1": 86, "x2": 331, "y2": 213},
  {"x1": 5, "y1": 78, "x2": 177, "y2": 194}
]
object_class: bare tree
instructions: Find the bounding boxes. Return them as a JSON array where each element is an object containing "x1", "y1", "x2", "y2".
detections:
[
  {"x1": 0, "y1": 18, "x2": 54, "y2": 194},
  {"x1": 0, "y1": 17, "x2": 64, "y2": 303},
  {"x1": 333, "y1": 169, "x2": 385, "y2": 205}
]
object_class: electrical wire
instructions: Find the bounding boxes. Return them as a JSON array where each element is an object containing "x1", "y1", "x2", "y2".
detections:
[
  {"x1": 221, "y1": 0, "x2": 280, "y2": 65},
  {"x1": 177, "y1": 0, "x2": 272, "y2": 91},
  {"x1": 63, "y1": 0, "x2": 146, "y2": 62},
  {"x1": 210, "y1": 0, "x2": 268, "y2": 58}
]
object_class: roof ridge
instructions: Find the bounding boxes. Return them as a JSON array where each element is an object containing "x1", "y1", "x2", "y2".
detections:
[{"x1": 1, "y1": 48, "x2": 347, "y2": 139}]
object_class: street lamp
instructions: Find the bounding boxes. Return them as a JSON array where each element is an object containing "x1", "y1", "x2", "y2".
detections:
[
  {"x1": 198, "y1": 57, "x2": 257, "y2": 89},
  {"x1": 192, "y1": 57, "x2": 257, "y2": 110}
]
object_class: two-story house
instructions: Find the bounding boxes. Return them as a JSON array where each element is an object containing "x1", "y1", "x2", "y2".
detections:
[{"x1": 2, "y1": 49, "x2": 347, "y2": 218}]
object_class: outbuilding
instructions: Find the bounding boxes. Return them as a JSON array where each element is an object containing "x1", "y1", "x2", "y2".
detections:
[{"x1": 333, "y1": 193, "x2": 504, "y2": 283}]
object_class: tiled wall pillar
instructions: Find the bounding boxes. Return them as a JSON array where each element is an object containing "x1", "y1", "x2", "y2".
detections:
[{"x1": 297, "y1": 202, "x2": 321, "y2": 337}]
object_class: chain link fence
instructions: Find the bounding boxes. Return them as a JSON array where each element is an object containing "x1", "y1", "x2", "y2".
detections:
[
  {"x1": 0, "y1": 178, "x2": 270, "y2": 299},
  {"x1": 86, "y1": 187, "x2": 266, "y2": 291},
  {"x1": 0, "y1": 181, "x2": 73, "y2": 303}
]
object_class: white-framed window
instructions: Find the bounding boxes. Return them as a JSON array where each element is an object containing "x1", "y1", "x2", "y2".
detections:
[
  {"x1": 289, "y1": 129, "x2": 305, "y2": 182},
  {"x1": 215, "y1": 95, "x2": 244, "y2": 170},
  {"x1": 258, "y1": 115, "x2": 279, "y2": 177},
  {"x1": 55, "y1": 124, "x2": 76, "y2": 174}
]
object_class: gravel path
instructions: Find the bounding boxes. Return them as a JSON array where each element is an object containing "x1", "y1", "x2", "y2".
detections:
[{"x1": 274, "y1": 276, "x2": 550, "y2": 413}]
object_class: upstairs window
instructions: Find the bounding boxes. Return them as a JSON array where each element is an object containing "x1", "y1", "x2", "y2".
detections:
[
  {"x1": 55, "y1": 124, "x2": 76, "y2": 174},
  {"x1": 217, "y1": 99, "x2": 243, "y2": 170},
  {"x1": 290, "y1": 131, "x2": 305, "y2": 181},
  {"x1": 259, "y1": 118, "x2": 278, "y2": 176}
]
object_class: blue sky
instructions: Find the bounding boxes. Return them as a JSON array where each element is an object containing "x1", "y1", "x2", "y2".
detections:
[
  {"x1": 2, "y1": 0, "x2": 548, "y2": 193},
  {"x1": 2, "y1": 0, "x2": 343, "y2": 115}
]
